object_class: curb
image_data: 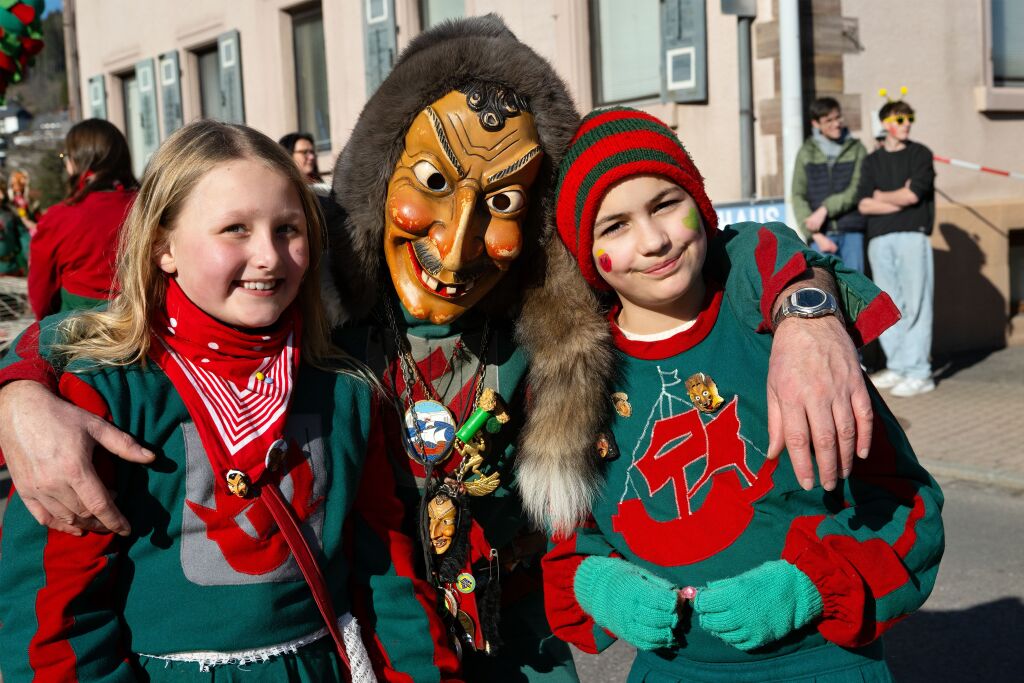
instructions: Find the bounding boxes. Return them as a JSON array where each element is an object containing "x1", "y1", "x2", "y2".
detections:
[{"x1": 919, "y1": 457, "x2": 1024, "y2": 493}]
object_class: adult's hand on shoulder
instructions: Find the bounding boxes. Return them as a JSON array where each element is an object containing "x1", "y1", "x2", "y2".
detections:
[
  {"x1": 0, "y1": 381, "x2": 154, "y2": 535},
  {"x1": 765, "y1": 316, "x2": 872, "y2": 491}
]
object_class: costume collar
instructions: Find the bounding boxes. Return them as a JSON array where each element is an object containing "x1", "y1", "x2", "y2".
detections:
[
  {"x1": 609, "y1": 282, "x2": 723, "y2": 360},
  {"x1": 149, "y1": 278, "x2": 301, "y2": 485}
]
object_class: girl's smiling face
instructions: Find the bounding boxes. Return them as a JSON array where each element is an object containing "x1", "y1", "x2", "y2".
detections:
[
  {"x1": 157, "y1": 158, "x2": 309, "y2": 329},
  {"x1": 592, "y1": 175, "x2": 707, "y2": 316}
]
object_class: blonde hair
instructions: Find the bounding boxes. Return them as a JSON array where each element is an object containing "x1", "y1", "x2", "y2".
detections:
[{"x1": 58, "y1": 120, "x2": 352, "y2": 376}]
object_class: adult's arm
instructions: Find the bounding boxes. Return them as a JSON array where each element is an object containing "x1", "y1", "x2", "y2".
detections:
[
  {"x1": 857, "y1": 195, "x2": 901, "y2": 215},
  {"x1": 714, "y1": 223, "x2": 900, "y2": 492},
  {"x1": 872, "y1": 184, "x2": 918, "y2": 207},
  {"x1": 0, "y1": 318, "x2": 154, "y2": 536},
  {"x1": 768, "y1": 271, "x2": 868, "y2": 491}
]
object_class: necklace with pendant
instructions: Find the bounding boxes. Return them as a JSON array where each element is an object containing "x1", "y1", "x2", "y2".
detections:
[{"x1": 379, "y1": 294, "x2": 490, "y2": 467}]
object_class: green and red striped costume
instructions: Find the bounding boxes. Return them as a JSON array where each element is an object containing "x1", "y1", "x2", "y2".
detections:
[
  {"x1": 341, "y1": 304, "x2": 577, "y2": 682},
  {"x1": 543, "y1": 223, "x2": 944, "y2": 681},
  {"x1": 0, "y1": 315, "x2": 461, "y2": 682}
]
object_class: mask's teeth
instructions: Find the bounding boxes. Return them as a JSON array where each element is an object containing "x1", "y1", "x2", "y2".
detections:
[{"x1": 445, "y1": 286, "x2": 457, "y2": 296}]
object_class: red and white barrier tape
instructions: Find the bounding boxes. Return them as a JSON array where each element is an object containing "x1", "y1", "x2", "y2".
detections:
[{"x1": 933, "y1": 155, "x2": 1024, "y2": 181}]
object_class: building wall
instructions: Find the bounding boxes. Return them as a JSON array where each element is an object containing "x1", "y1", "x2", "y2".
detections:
[
  {"x1": 72, "y1": 0, "x2": 1023, "y2": 353},
  {"x1": 841, "y1": 0, "x2": 1023, "y2": 354}
]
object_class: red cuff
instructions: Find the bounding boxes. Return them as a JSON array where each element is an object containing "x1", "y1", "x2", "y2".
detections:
[
  {"x1": 782, "y1": 517, "x2": 871, "y2": 647},
  {"x1": 849, "y1": 291, "x2": 900, "y2": 347},
  {"x1": 542, "y1": 532, "x2": 603, "y2": 654}
]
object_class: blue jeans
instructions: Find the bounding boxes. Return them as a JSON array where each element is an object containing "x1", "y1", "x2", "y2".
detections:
[
  {"x1": 867, "y1": 231, "x2": 933, "y2": 379},
  {"x1": 812, "y1": 231, "x2": 865, "y2": 273}
]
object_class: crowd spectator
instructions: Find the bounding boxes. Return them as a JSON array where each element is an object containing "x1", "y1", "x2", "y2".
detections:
[
  {"x1": 8, "y1": 169, "x2": 38, "y2": 238},
  {"x1": 857, "y1": 99, "x2": 936, "y2": 397},
  {"x1": 792, "y1": 97, "x2": 868, "y2": 272},
  {"x1": 28, "y1": 119, "x2": 137, "y2": 320},
  {"x1": 278, "y1": 131, "x2": 323, "y2": 185},
  {"x1": 0, "y1": 175, "x2": 28, "y2": 275}
]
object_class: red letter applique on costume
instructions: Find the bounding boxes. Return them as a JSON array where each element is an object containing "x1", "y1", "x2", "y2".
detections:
[{"x1": 613, "y1": 398, "x2": 776, "y2": 566}]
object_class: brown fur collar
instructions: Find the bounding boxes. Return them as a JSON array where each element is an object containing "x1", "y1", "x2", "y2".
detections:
[{"x1": 326, "y1": 15, "x2": 612, "y2": 534}]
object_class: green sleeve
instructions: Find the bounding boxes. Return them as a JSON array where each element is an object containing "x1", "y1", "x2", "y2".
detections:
[
  {"x1": 0, "y1": 374, "x2": 136, "y2": 682},
  {"x1": 781, "y1": 396, "x2": 944, "y2": 647},
  {"x1": 0, "y1": 311, "x2": 78, "y2": 392},
  {"x1": 709, "y1": 222, "x2": 900, "y2": 345},
  {"x1": 790, "y1": 143, "x2": 813, "y2": 231},
  {"x1": 822, "y1": 141, "x2": 868, "y2": 218}
]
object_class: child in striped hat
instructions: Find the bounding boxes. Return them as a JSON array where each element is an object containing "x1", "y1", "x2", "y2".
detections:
[{"x1": 542, "y1": 107, "x2": 944, "y2": 682}]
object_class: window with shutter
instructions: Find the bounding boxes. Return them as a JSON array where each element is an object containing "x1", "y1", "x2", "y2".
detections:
[
  {"x1": 421, "y1": 0, "x2": 464, "y2": 29},
  {"x1": 591, "y1": 0, "x2": 661, "y2": 104},
  {"x1": 292, "y1": 6, "x2": 331, "y2": 150},
  {"x1": 218, "y1": 30, "x2": 246, "y2": 123},
  {"x1": 363, "y1": 0, "x2": 397, "y2": 97},
  {"x1": 661, "y1": 0, "x2": 708, "y2": 103},
  {"x1": 88, "y1": 75, "x2": 107, "y2": 119},
  {"x1": 160, "y1": 51, "x2": 184, "y2": 135},
  {"x1": 135, "y1": 59, "x2": 161, "y2": 169}
]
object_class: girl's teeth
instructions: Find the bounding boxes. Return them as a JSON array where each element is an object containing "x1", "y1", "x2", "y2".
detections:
[{"x1": 243, "y1": 281, "x2": 275, "y2": 290}]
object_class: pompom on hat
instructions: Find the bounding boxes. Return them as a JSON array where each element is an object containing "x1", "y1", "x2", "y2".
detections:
[{"x1": 555, "y1": 107, "x2": 718, "y2": 290}]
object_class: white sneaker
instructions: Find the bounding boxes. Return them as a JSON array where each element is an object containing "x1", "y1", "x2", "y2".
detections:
[
  {"x1": 890, "y1": 377, "x2": 936, "y2": 397},
  {"x1": 870, "y1": 369, "x2": 905, "y2": 389}
]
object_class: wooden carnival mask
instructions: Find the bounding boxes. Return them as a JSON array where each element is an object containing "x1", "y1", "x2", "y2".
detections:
[
  {"x1": 427, "y1": 492, "x2": 458, "y2": 555},
  {"x1": 383, "y1": 85, "x2": 543, "y2": 324}
]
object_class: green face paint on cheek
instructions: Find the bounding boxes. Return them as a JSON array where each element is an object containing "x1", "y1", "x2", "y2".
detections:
[{"x1": 683, "y1": 207, "x2": 700, "y2": 232}]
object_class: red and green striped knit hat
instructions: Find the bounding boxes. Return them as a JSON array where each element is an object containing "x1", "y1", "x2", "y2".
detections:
[{"x1": 554, "y1": 107, "x2": 718, "y2": 290}]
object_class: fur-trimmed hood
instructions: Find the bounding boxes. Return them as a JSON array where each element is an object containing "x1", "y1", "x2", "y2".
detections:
[{"x1": 327, "y1": 15, "x2": 613, "y2": 535}]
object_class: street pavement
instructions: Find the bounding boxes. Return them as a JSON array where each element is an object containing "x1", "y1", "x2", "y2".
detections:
[{"x1": 884, "y1": 343, "x2": 1024, "y2": 492}]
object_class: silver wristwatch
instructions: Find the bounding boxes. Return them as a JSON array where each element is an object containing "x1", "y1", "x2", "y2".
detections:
[{"x1": 772, "y1": 287, "x2": 840, "y2": 329}]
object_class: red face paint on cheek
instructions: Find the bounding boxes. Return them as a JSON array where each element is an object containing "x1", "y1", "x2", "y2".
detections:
[{"x1": 597, "y1": 249, "x2": 612, "y2": 273}]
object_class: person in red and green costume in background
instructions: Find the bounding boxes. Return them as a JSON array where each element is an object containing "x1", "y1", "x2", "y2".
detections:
[
  {"x1": 27, "y1": 119, "x2": 139, "y2": 319},
  {"x1": 0, "y1": 17, "x2": 892, "y2": 683},
  {"x1": 542, "y1": 107, "x2": 944, "y2": 682}
]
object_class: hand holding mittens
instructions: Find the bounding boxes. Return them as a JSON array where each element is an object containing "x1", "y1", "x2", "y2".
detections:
[
  {"x1": 693, "y1": 559, "x2": 823, "y2": 651},
  {"x1": 573, "y1": 556, "x2": 682, "y2": 651}
]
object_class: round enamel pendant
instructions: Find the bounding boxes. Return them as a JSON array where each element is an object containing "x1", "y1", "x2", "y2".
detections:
[{"x1": 403, "y1": 399, "x2": 457, "y2": 464}]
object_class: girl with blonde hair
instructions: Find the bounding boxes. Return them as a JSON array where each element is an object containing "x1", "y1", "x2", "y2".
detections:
[{"x1": 0, "y1": 120, "x2": 459, "y2": 682}]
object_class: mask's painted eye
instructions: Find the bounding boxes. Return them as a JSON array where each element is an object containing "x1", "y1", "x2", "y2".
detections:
[
  {"x1": 486, "y1": 190, "x2": 525, "y2": 214},
  {"x1": 413, "y1": 160, "x2": 449, "y2": 192}
]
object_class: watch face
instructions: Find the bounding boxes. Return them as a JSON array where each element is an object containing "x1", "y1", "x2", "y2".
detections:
[{"x1": 794, "y1": 288, "x2": 828, "y2": 309}]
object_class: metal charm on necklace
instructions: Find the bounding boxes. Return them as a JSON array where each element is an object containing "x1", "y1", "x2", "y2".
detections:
[
  {"x1": 450, "y1": 388, "x2": 509, "y2": 497},
  {"x1": 403, "y1": 399, "x2": 458, "y2": 464}
]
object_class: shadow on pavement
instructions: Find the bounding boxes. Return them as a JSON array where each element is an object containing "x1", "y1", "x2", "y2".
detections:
[
  {"x1": 885, "y1": 598, "x2": 1024, "y2": 681},
  {"x1": 931, "y1": 348, "x2": 998, "y2": 382}
]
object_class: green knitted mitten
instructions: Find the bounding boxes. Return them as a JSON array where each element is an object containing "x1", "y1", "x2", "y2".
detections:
[
  {"x1": 573, "y1": 556, "x2": 681, "y2": 651},
  {"x1": 694, "y1": 559, "x2": 823, "y2": 651}
]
